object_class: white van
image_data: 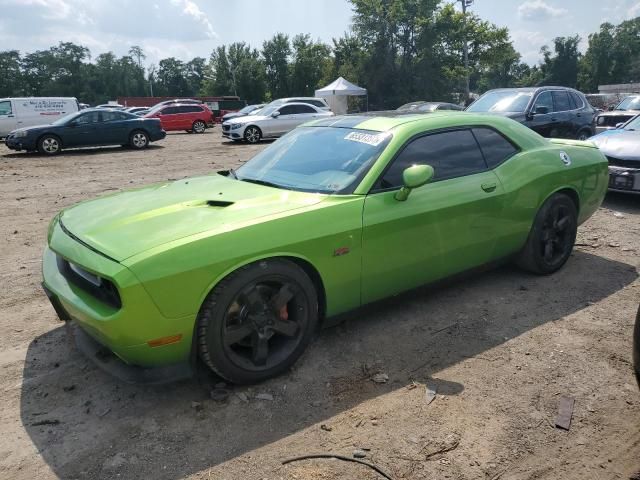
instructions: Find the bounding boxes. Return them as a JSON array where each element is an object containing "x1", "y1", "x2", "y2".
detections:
[{"x1": 0, "y1": 97, "x2": 79, "y2": 138}]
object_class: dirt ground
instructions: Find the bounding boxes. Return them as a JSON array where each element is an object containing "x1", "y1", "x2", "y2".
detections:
[{"x1": 0, "y1": 130, "x2": 639, "y2": 480}]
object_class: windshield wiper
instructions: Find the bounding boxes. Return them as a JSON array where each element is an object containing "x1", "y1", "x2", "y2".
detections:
[{"x1": 240, "y1": 177, "x2": 289, "y2": 190}]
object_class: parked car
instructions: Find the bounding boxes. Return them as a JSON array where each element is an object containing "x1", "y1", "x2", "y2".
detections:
[
  {"x1": 466, "y1": 87, "x2": 596, "y2": 140},
  {"x1": 593, "y1": 95, "x2": 640, "y2": 134},
  {"x1": 266, "y1": 97, "x2": 330, "y2": 110},
  {"x1": 0, "y1": 97, "x2": 79, "y2": 138},
  {"x1": 144, "y1": 103, "x2": 214, "y2": 133},
  {"x1": 589, "y1": 114, "x2": 640, "y2": 193},
  {"x1": 125, "y1": 107, "x2": 150, "y2": 115},
  {"x1": 221, "y1": 104, "x2": 265, "y2": 122},
  {"x1": 42, "y1": 112, "x2": 607, "y2": 384},
  {"x1": 4, "y1": 108, "x2": 165, "y2": 154},
  {"x1": 222, "y1": 102, "x2": 333, "y2": 143},
  {"x1": 96, "y1": 103, "x2": 125, "y2": 110},
  {"x1": 153, "y1": 99, "x2": 203, "y2": 108},
  {"x1": 397, "y1": 101, "x2": 464, "y2": 112}
]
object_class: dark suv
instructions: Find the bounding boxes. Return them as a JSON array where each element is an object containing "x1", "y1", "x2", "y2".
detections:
[{"x1": 467, "y1": 86, "x2": 596, "y2": 140}]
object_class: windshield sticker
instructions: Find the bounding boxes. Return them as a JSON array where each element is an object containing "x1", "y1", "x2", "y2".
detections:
[{"x1": 344, "y1": 131, "x2": 387, "y2": 146}]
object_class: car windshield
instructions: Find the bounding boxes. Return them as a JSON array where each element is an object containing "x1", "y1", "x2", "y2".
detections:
[
  {"x1": 51, "y1": 111, "x2": 81, "y2": 126},
  {"x1": 397, "y1": 102, "x2": 426, "y2": 110},
  {"x1": 238, "y1": 105, "x2": 256, "y2": 114},
  {"x1": 616, "y1": 96, "x2": 640, "y2": 110},
  {"x1": 256, "y1": 104, "x2": 280, "y2": 117},
  {"x1": 623, "y1": 115, "x2": 640, "y2": 130},
  {"x1": 235, "y1": 126, "x2": 392, "y2": 194},
  {"x1": 467, "y1": 91, "x2": 533, "y2": 113}
]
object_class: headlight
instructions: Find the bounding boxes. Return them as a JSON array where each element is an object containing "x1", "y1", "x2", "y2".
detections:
[
  {"x1": 14, "y1": 130, "x2": 28, "y2": 138},
  {"x1": 47, "y1": 213, "x2": 61, "y2": 243},
  {"x1": 230, "y1": 123, "x2": 242, "y2": 130}
]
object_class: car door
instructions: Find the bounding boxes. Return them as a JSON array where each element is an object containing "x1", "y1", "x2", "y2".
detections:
[
  {"x1": 551, "y1": 90, "x2": 573, "y2": 138},
  {"x1": 361, "y1": 128, "x2": 505, "y2": 304},
  {"x1": 100, "y1": 110, "x2": 130, "y2": 144},
  {"x1": 526, "y1": 91, "x2": 558, "y2": 137},
  {"x1": 289, "y1": 104, "x2": 320, "y2": 128},
  {"x1": 0, "y1": 100, "x2": 15, "y2": 137},
  {"x1": 157, "y1": 106, "x2": 179, "y2": 131},
  {"x1": 269, "y1": 105, "x2": 299, "y2": 136},
  {"x1": 62, "y1": 111, "x2": 101, "y2": 147}
]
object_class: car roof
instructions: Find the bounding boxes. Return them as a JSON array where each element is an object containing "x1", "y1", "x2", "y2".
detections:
[
  {"x1": 307, "y1": 111, "x2": 527, "y2": 133},
  {"x1": 485, "y1": 86, "x2": 582, "y2": 94}
]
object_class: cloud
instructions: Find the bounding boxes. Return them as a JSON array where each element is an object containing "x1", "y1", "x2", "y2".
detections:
[
  {"x1": 629, "y1": 2, "x2": 640, "y2": 18},
  {"x1": 518, "y1": 0, "x2": 568, "y2": 21},
  {"x1": 511, "y1": 30, "x2": 548, "y2": 64}
]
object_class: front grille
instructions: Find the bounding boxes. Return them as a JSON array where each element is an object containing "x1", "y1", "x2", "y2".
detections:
[
  {"x1": 56, "y1": 255, "x2": 122, "y2": 309},
  {"x1": 607, "y1": 156, "x2": 640, "y2": 169},
  {"x1": 597, "y1": 115, "x2": 633, "y2": 127}
]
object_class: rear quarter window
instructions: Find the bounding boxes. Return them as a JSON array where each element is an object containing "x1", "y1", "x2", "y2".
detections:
[{"x1": 472, "y1": 128, "x2": 519, "y2": 169}]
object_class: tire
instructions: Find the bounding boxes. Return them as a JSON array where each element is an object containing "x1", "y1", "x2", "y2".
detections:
[
  {"x1": 244, "y1": 126, "x2": 262, "y2": 144},
  {"x1": 576, "y1": 129, "x2": 592, "y2": 141},
  {"x1": 197, "y1": 258, "x2": 319, "y2": 384},
  {"x1": 192, "y1": 121, "x2": 206, "y2": 134},
  {"x1": 129, "y1": 130, "x2": 149, "y2": 149},
  {"x1": 516, "y1": 193, "x2": 578, "y2": 275},
  {"x1": 37, "y1": 135, "x2": 62, "y2": 155}
]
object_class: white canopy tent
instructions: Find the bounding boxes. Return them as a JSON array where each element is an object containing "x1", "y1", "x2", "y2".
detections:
[{"x1": 315, "y1": 77, "x2": 367, "y2": 115}]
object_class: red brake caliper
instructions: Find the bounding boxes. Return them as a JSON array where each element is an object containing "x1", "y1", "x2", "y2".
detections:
[{"x1": 279, "y1": 305, "x2": 289, "y2": 321}]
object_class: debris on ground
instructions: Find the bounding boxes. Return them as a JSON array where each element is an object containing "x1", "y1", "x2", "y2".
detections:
[
  {"x1": 371, "y1": 373, "x2": 389, "y2": 384},
  {"x1": 425, "y1": 383, "x2": 437, "y2": 405},
  {"x1": 30, "y1": 419, "x2": 60, "y2": 426},
  {"x1": 320, "y1": 424, "x2": 332, "y2": 432},
  {"x1": 210, "y1": 389, "x2": 230, "y2": 402},
  {"x1": 423, "y1": 433, "x2": 461, "y2": 460},
  {"x1": 353, "y1": 449, "x2": 367, "y2": 458},
  {"x1": 191, "y1": 401, "x2": 203, "y2": 412},
  {"x1": 236, "y1": 392, "x2": 249, "y2": 403},
  {"x1": 555, "y1": 396, "x2": 575, "y2": 430},
  {"x1": 255, "y1": 393, "x2": 274, "y2": 401}
]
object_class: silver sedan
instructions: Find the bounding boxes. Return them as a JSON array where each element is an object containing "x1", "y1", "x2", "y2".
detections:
[{"x1": 222, "y1": 103, "x2": 334, "y2": 143}]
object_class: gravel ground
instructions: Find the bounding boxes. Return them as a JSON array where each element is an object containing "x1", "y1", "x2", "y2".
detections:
[{"x1": 0, "y1": 131, "x2": 638, "y2": 480}]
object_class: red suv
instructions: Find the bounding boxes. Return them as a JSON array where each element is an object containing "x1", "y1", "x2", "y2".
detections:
[{"x1": 144, "y1": 103, "x2": 214, "y2": 133}]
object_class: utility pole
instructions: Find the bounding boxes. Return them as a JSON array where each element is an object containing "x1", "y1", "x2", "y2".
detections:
[{"x1": 459, "y1": 0, "x2": 474, "y2": 104}]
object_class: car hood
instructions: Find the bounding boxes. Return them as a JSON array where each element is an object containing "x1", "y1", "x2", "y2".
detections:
[
  {"x1": 590, "y1": 129, "x2": 640, "y2": 161},
  {"x1": 59, "y1": 174, "x2": 326, "y2": 261},
  {"x1": 9, "y1": 124, "x2": 54, "y2": 135}
]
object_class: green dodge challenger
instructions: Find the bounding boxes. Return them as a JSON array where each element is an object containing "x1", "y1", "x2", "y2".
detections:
[{"x1": 42, "y1": 112, "x2": 608, "y2": 384}]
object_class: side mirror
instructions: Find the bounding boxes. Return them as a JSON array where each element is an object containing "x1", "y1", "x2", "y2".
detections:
[
  {"x1": 271, "y1": 111, "x2": 281, "y2": 118},
  {"x1": 608, "y1": 105, "x2": 615, "y2": 111},
  {"x1": 534, "y1": 105, "x2": 549, "y2": 115},
  {"x1": 395, "y1": 164, "x2": 434, "y2": 201}
]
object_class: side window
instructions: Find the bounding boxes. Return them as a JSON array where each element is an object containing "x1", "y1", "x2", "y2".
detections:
[
  {"x1": 0, "y1": 101, "x2": 12, "y2": 115},
  {"x1": 570, "y1": 92, "x2": 584, "y2": 109},
  {"x1": 308, "y1": 100, "x2": 323, "y2": 107},
  {"x1": 552, "y1": 91, "x2": 572, "y2": 112},
  {"x1": 296, "y1": 105, "x2": 316, "y2": 114},
  {"x1": 533, "y1": 91, "x2": 554, "y2": 112},
  {"x1": 472, "y1": 128, "x2": 519, "y2": 169},
  {"x1": 74, "y1": 112, "x2": 101, "y2": 124},
  {"x1": 102, "y1": 111, "x2": 126, "y2": 122},
  {"x1": 177, "y1": 106, "x2": 201, "y2": 113},
  {"x1": 279, "y1": 105, "x2": 297, "y2": 115},
  {"x1": 162, "y1": 107, "x2": 179, "y2": 115},
  {"x1": 379, "y1": 129, "x2": 487, "y2": 189}
]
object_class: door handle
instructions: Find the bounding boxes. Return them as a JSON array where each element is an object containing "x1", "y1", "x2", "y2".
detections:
[
  {"x1": 481, "y1": 182, "x2": 497, "y2": 193},
  {"x1": 7, "y1": 115, "x2": 14, "y2": 118}
]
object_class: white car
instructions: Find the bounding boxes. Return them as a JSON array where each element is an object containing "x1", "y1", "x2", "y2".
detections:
[
  {"x1": 0, "y1": 97, "x2": 79, "y2": 138},
  {"x1": 267, "y1": 97, "x2": 330, "y2": 110},
  {"x1": 222, "y1": 102, "x2": 334, "y2": 143}
]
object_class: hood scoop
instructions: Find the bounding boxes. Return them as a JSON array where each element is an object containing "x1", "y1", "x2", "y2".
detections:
[{"x1": 206, "y1": 200, "x2": 234, "y2": 208}]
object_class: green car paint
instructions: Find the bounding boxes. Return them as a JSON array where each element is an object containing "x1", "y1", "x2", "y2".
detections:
[{"x1": 42, "y1": 112, "x2": 608, "y2": 370}]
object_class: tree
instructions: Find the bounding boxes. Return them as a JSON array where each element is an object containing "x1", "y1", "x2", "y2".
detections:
[
  {"x1": 0, "y1": 50, "x2": 22, "y2": 96},
  {"x1": 290, "y1": 34, "x2": 331, "y2": 96},
  {"x1": 538, "y1": 36, "x2": 581, "y2": 88},
  {"x1": 262, "y1": 33, "x2": 292, "y2": 99},
  {"x1": 156, "y1": 57, "x2": 190, "y2": 96},
  {"x1": 129, "y1": 45, "x2": 146, "y2": 69}
]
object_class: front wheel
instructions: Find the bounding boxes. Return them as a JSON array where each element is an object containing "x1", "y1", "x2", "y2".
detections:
[
  {"x1": 38, "y1": 135, "x2": 61, "y2": 155},
  {"x1": 129, "y1": 130, "x2": 149, "y2": 149},
  {"x1": 192, "y1": 121, "x2": 206, "y2": 134},
  {"x1": 244, "y1": 126, "x2": 261, "y2": 144},
  {"x1": 516, "y1": 193, "x2": 578, "y2": 275},
  {"x1": 197, "y1": 259, "x2": 319, "y2": 384}
]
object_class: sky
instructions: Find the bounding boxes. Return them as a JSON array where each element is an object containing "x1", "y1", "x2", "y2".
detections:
[{"x1": 0, "y1": 0, "x2": 639, "y2": 67}]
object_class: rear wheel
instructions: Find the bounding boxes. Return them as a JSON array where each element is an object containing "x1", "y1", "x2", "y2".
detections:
[
  {"x1": 197, "y1": 259, "x2": 318, "y2": 384},
  {"x1": 38, "y1": 135, "x2": 61, "y2": 155},
  {"x1": 192, "y1": 121, "x2": 206, "y2": 134},
  {"x1": 244, "y1": 126, "x2": 261, "y2": 144},
  {"x1": 516, "y1": 193, "x2": 578, "y2": 275},
  {"x1": 129, "y1": 130, "x2": 149, "y2": 149},
  {"x1": 576, "y1": 129, "x2": 591, "y2": 141}
]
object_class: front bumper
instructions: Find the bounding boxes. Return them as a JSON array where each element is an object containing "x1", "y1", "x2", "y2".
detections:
[
  {"x1": 608, "y1": 166, "x2": 640, "y2": 193},
  {"x1": 42, "y1": 221, "x2": 196, "y2": 370},
  {"x1": 4, "y1": 135, "x2": 36, "y2": 151}
]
